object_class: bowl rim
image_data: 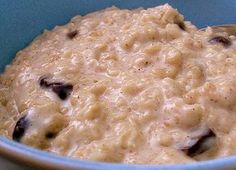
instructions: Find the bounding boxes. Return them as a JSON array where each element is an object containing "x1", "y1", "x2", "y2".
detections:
[{"x1": 0, "y1": 137, "x2": 236, "y2": 170}]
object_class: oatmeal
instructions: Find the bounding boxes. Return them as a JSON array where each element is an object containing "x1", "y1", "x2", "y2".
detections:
[{"x1": 1, "y1": 4, "x2": 236, "y2": 164}]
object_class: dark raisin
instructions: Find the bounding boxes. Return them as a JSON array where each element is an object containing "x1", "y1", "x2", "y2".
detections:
[
  {"x1": 176, "y1": 21, "x2": 186, "y2": 31},
  {"x1": 39, "y1": 76, "x2": 73, "y2": 100},
  {"x1": 45, "y1": 132, "x2": 56, "y2": 139},
  {"x1": 39, "y1": 76, "x2": 51, "y2": 88},
  {"x1": 186, "y1": 130, "x2": 216, "y2": 157},
  {"x1": 52, "y1": 83, "x2": 73, "y2": 100},
  {"x1": 208, "y1": 36, "x2": 231, "y2": 47},
  {"x1": 12, "y1": 115, "x2": 29, "y2": 142},
  {"x1": 67, "y1": 30, "x2": 78, "y2": 39},
  {"x1": 39, "y1": 76, "x2": 65, "y2": 88}
]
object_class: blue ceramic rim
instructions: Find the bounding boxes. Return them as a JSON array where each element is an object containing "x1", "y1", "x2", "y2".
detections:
[{"x1": 0, "y1": 137, "x2": 236, "y2": 170}]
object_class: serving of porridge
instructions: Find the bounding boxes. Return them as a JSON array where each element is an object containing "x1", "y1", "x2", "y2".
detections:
[{"x1": 1, "y1": 4, "x2": 236, "y2": 164}]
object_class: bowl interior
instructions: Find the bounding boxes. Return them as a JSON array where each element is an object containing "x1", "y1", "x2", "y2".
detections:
[{"x1": 1, "y1": 0, "x2": 236, "y2": 169}]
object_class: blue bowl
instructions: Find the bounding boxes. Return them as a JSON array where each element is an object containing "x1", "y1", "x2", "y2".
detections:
[{"x1": 1, "y1": 0, "x2": 236, "y2": 169}]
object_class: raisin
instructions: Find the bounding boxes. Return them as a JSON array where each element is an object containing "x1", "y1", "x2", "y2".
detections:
[
  {"x1": 39, "y1": 76, "x2": 52, "y2": 88},
  {"x1": 45, "y1": 132, "x2": 56, "y2": 139},
  {"x1": 186, "y1": 130, "x2": 216, "y2": 157},
  {"x1": 176, "y1": 21, "x2": 186, "y2": 31},
  {"x1": 52, "y1": 83, "x2": 73, "y2": 100},
  {"x1": 67, "y1": 30, "x2": 78, "y2": 39},
  {"x1": 39, "y1": 76, "x2": 73, "y2": 100},
  {"x1": 12, "y1": 115, "x2": 29, "y2": 142},
  {"x1": 208, "y1": 36, "x2": 231, "y2": 47}
]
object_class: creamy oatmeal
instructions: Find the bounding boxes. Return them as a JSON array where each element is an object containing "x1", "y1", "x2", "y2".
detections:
[{"x1": 1, "y1": 4, "x2": 236, "y2": 164}]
